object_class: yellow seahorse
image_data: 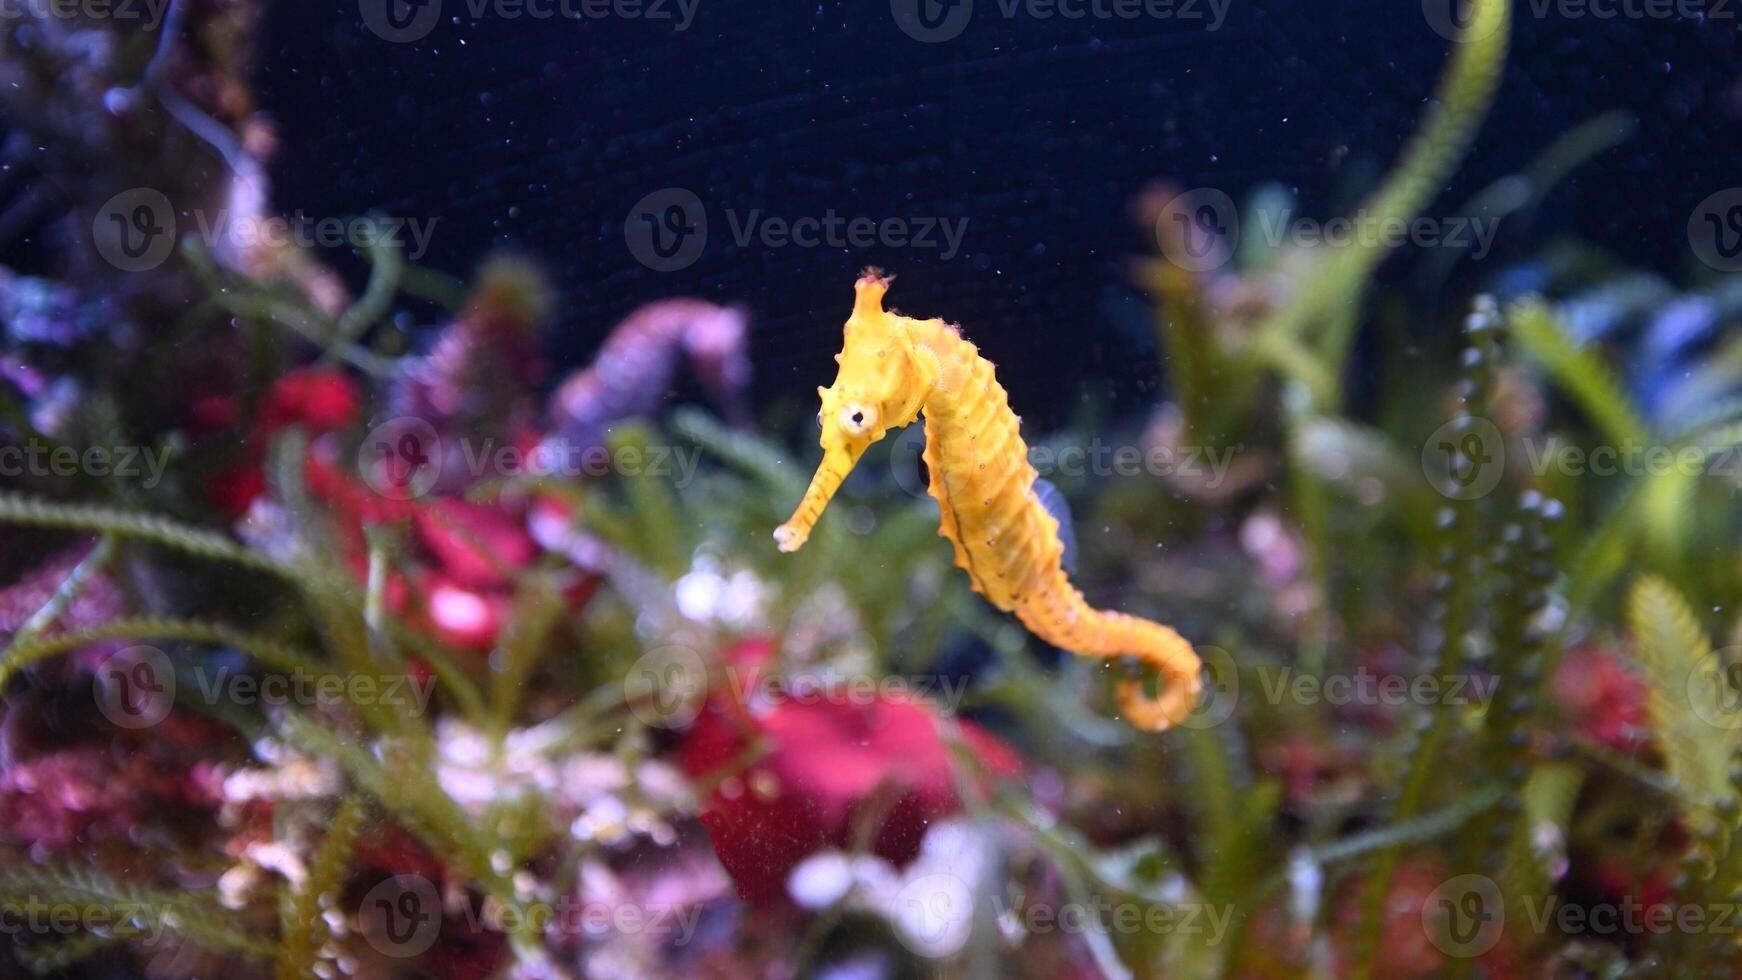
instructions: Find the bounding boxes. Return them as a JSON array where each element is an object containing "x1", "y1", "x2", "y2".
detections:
[{"x1": 774, "y1": 271, "x2": 1202, "y2": 730}]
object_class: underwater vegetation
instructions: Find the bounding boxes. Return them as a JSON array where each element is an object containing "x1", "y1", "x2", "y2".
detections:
[{"x1": 2, "y1": 0, "x2": 1742, "y2": 978}]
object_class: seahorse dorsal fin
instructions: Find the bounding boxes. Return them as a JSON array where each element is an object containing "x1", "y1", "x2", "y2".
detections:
[{"x1": 1033, "y1": 478, "x2": 1078, "y2": 575}]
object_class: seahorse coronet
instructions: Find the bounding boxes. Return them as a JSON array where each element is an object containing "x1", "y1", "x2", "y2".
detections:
[{"x1": 774, "y1": 272, "x2": 1205, "y2": 731}]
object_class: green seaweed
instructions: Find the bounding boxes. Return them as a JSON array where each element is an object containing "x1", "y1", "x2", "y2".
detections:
[
  {"x1": 274, "y1": 796, "x2": 368, "y2": 980},
  {"x1": 1256, "y1": 0, "x2": 1512, "y2": 410},
  {"x1": 1351, "y1": 295, "x2": 1504, "y2": 979},
  {"x1": 0, "y1": 864, "x2": 275, "y2": 962}
]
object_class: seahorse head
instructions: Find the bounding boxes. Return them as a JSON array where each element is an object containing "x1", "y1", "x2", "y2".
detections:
[{"x1": 774, "y1": 270, "x2": 938, "y2": 552}]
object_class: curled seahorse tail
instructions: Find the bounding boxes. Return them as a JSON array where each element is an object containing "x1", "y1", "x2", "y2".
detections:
[
  {"x1": 1103, "y1": 612, "x2": 1203, "y2": 732},
  {"x1": 1014, "y1": 589, "x2": 1203, "y2": 732}
]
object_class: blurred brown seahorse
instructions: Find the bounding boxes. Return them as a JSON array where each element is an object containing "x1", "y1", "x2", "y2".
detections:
[{"x1": 774, "y1": 271, "x2": 1202, "y2": 731}]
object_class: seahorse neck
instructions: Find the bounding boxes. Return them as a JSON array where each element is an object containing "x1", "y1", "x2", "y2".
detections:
[{"x1": 900, "y1": 316, "x2": 981, "y2": 421}]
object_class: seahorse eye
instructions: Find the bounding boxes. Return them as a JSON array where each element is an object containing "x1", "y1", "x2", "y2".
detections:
[{"x1": 838, "y1": 404, "x2": 877, "y2": 435}]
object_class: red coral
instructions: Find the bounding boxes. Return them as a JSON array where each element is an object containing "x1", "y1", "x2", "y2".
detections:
[
  {"x1": 207, "y1": 367, "x2": 363, "y2": 517},
  {"x1": 1326, "y1": 859, "x2": 1525, "y2": 979},
  {"x1": 1551, "y1": 644, "x2": 1649, "y2": 755},
  {"x1": 0, "y1": 544, "x2": 128, "y2": 674},
  {"x1": 678, "y1": 639, "x2": 1021, "y2": 904},
  {"x1": 415, "y1": 499, "x2": 539, "y2": 590},
  {"x1": 354, "y1": 823, "x2": 452, "y2": 884},
  {"x1": 259, "y1": 367, "x2": 361, "y2": 434},
  {"x1": 302, "y1": 450, "x2": 592, "y2": 653},
  {"x1": 0, "y1": 744, "x2": 218, "y2": 852}
]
